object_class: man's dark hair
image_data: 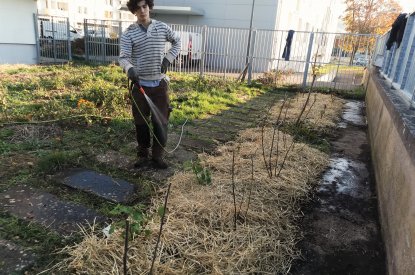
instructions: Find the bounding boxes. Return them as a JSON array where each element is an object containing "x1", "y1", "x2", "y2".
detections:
[{"x1": 127, "y1": 0, "x2": 154, "y2": 14}]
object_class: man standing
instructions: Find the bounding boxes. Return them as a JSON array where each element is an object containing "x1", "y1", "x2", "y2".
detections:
[{"x1": 119, "y1": 0, "x2": 181, "y2": 169}]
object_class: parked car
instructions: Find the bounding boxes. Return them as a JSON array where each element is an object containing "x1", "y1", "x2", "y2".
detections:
[
  {"x1": 39, "y1": 20, "x2": 82, "y2": 41},
  {"x1": 353, "y1": 54, "x2": 369, "y2": 66},
  {"x1": 86, "y1": 29, "x2": 111, "y2": 38}
]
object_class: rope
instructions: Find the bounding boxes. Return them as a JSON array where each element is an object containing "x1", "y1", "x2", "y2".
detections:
[
  {"x1": 129, "y1": 80, "x2": 187, "y2": 154},
  {"x1": 0, "y1": 114, "x2": 112, "y2": 126}
]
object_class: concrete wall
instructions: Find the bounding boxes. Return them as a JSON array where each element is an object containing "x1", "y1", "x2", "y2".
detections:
[
  {"x1": 153, "y1": 0, "x2": 278, "y2": 30},
  {"x1": 0, "y1": 0, "x2": 38, "y2": 64},
  {"x1": 366, "y1": 68, "x2": 415, "y2": 275}
]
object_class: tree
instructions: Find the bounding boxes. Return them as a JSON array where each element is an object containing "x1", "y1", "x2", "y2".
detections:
[{"x1": 342, "y1": 0, "x2": 402, "y2": 64}]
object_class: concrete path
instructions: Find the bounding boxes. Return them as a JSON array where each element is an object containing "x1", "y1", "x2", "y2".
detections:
[
  {"x1": 0, "y1": 185, "x2": 104, "y2": 235},
  {"x1": 0, "y1": 240, "x2": 36, "y2": 275},
  {"x1": 57, "y1": 168, "x2": 136, "y2": 203}
]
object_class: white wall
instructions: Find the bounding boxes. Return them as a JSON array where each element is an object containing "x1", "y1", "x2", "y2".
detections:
[
  {"x1": 152, "y1": 0, "x2": 279, "y2": 30},
  {"x1": 0, "y1": 0, "x2": 38, "y2": 64}
]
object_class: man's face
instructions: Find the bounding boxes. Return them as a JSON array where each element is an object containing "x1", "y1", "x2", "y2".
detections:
[{"x1": 136, "y1": 1, "x2": 150, "y2": 22}]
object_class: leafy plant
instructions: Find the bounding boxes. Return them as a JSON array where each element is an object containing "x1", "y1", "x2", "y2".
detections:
[
  {"x1": 109, "y1": 204, "x2": 149, "y2": 237},
  {"x1": 191, "y1": 160, "x2": 212, "y2": 185}
]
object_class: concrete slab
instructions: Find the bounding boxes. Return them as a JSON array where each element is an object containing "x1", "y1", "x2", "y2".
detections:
[
  {"x1": 0, "y1": 185, "x2": 103, "y2": 235},
  {"x1": 58, "y1": 169, "x2": 136, "y2": 203},
  {"x1": 0, "y1": 240, "x2": 36, "y2": 275}
]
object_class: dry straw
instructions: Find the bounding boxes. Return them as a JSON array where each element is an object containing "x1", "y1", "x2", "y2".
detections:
[{"x1": 56, "y1": 93, "x2": 342, "y2": 274}]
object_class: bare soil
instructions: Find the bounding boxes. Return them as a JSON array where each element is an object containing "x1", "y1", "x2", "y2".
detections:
[{"x1": 290, "y1": 115, "x2": 386, "y2": 274}]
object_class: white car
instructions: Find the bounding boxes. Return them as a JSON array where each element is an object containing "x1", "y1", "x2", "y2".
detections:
[
  {"x1": 354, "y1": 57, "x2": 369, "y2": 66},
  {"x1": 40, "y1": 20, "x2": 82, "y2": 41}
]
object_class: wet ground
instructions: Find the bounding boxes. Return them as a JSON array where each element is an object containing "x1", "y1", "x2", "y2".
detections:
[{"x1": 291, "y1": 100, "x2": 386, "y2": 275}]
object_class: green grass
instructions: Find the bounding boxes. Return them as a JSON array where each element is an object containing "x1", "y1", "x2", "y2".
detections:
[{"x1": 317, "y1": 63, "x2": 365, "y2": 75}]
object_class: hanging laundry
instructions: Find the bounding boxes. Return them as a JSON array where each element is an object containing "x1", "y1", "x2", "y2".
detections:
[
  {"x1": 386, "y1": 13, "x2": 407, "y2": 50},
  {"x1": 282, "y1": 30, "x2": 295, "y2": 61}
]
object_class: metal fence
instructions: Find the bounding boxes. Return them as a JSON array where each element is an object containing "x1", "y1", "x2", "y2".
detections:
[
  {"x1": 36, "y1": 16, "x2": 376, "y2": 90},
  {"x1": 35, "y1": 15, "x2": 74, "y2": 63},
  {"x1": 375, "y1": 12, "x2": 415, "y2": 103}
]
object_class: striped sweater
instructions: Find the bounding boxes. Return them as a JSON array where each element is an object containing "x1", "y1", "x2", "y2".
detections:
[{"x1": 119, "y1": 20, "x2": 181, "y2": 81}]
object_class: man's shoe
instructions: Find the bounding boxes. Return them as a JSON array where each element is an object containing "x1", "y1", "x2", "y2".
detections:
[
  {"x1": 134, "y1": 157, "x2": 149, "y2": 168},
  {"x1": 152, "y1": 157, "x2": 168, "y2": 169}
]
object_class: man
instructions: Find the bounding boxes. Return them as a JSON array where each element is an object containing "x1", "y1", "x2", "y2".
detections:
[{"x1": 119, "y1": 0, "x2": 181, "y2": 169}]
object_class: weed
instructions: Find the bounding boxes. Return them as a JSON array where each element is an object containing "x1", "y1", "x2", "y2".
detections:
[
  {"x1": 109, "y1": 204, "x2": 149, "y2": 237},
  {"x1": 36, "y1": 150, "x2": 81, "y2": 174},
  {"x1": 190, "y1": 160, "x2": 212, "y2": 185}
]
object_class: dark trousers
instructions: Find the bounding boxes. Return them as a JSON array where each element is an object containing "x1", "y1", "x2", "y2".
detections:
[{"x1": 131, "y1": 79, "x2": 169, "y2": 158}]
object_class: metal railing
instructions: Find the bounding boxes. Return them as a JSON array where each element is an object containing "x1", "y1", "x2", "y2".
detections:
[
  {"x1": 35, "y1": 15, "x2": 73, "y2": 63},
  {"x1": 375, "y1": 12, "x2": 415, "y2": 103},
  {"x1": 36, "y1": 15, "x2": 376, "y2": 90}
]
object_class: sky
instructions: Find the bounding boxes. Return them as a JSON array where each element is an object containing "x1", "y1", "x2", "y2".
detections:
[{"x1": 397, "y1": 0, "x2": 415, "y2": 12}]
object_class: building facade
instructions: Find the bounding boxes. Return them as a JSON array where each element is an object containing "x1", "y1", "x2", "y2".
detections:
[
  {"x1": 0, "y1": 0, "x2": 38, "y2": 64},
  {"x1": 37, "y1": 0, "x2": 135, "y2": 31}
]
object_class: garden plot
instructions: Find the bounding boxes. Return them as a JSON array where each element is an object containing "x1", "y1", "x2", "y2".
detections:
[{"x1": 56, "y1": 93, "x2": 344, "y2": 274}]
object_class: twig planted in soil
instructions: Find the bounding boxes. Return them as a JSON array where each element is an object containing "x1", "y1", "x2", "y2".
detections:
[
  {"x1": 261, "y1": 95, "x2": 281, "y2": 178},
  {"x1": 277, "y1": 140, "x2": 296, "y2": 178},
  {"x1": 295, "y1": 44, "x2": 321, "y2": 125},
  {"x1": 150, "y1": 181, "x2": 173, "y2": 275},
  {"x1": 123, "y1": 219, "x2": 129, "y2": 275},
  {"x1": 244, "y1": 155, "x2": 255, "y2": 220},
  {"x1": 232, "y1": 150, "x2": 237, "y2": 231},
  {"x1": 301, "y1": 93, "x2": 318, "y2": 124},
  {"x1": 268, "y1": 95, "x2": 288, "y2": 177}
]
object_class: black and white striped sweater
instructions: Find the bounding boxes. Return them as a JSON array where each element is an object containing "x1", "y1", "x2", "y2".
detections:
[{"x1": 119, "y1": 20, "x2": 181, "y2": 81}]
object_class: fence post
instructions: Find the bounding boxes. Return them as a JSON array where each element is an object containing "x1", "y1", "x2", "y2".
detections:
[
  {"x1": 84, "y1": 19, "x2": 89, "y2": 62},
  {"x1": 118, "y1": 21, "x2": 123, "y2": 64},
  {"x1": 200, "y1": 25, "x2": 207, "y2": 78},
  {"x1": 52, "y1": 16, "x2": 57, "y2": 62},
  {"x1": 224, "y1": 28, "x2": 231, "y2": 79},
  {"x1": 67, "y1": 17, "x2": 72, "y2": 62},
  {"x1": 247, "y1": 30, "x2": 257, "y2": 85},
  {"x1": 302, "y1": 32, "x2": 314, "y2": 89},
  {"x1": 33, "y1": 13, "x2": 40, "y2": 64},
  {"x1": 101, "y1": 21, "x2": 106, "y2": 64}
]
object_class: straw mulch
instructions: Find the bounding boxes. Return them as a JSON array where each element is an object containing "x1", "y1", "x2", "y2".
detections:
[
  {"x1": 269, "y1": 92, "x2": 344, "y2": 128},
  {"x1": 56, "y1": 93, "x2": 341, "y2": 274}
]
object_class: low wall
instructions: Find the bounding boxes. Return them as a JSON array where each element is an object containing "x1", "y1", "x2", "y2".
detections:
[{"x1": 366, "y1": 68, "x2": 415, "y2": 275}]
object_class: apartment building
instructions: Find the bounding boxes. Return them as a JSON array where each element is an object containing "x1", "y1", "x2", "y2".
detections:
[
  {"x1": 36, "y1": 0, "x2": 135, "y2": 31},
  {"x1": 1, "y1": 0, "x2": 38, "y2": 64}
]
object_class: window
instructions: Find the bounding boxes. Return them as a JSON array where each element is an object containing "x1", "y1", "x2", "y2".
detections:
[
  {"x1": 57, "y1": 2, "x2": 68, "y2": 11},
  {"x1": 105, "y1": 11, "x2": 113, "y2": 18}
]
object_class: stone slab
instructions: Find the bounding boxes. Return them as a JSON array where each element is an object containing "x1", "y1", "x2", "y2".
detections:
[
  {"x1": 0, "y1": 185, "x2": 104, "y2": 235},
  {"x1": 58, "y1": 169, "x2": 136, "y2": 203},
  {"x1": 0, "y1": 240, "x2": 36, "y2": 275}
]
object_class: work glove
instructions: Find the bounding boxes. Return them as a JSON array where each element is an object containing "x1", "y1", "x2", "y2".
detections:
[
  {"x1": 127, "y1": 67, "x2": 140, "y2": 84},
  {"x1": 161, "y1": 57, "x2": 170, "y2": 74}
]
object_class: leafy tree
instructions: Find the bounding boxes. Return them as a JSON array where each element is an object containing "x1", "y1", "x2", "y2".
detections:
[{"x1": 341, "y1": 0, "x2": 402, "y2": 63}]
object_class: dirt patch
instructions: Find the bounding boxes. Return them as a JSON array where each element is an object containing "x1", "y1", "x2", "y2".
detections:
[
  {"x1": 290, "y1": 102, "x2": 385, "y2": 275},
  {"x1": 0, "y1": 154, "x2": 37, "y2": 183}
]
